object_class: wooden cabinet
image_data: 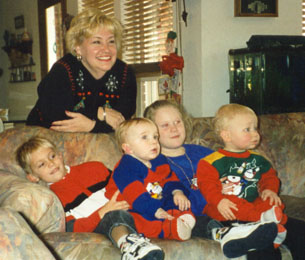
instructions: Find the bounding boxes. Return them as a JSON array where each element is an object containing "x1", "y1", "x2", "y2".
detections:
[{"x1": 229, "y1": 47, "x2": 305, "y2": 115}]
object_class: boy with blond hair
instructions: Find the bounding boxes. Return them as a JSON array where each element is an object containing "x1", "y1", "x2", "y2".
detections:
[
  {"x1": 197, "y1": 104, "x2": 287, "y2": 248},
  {"x1": 106, "y1": 118, "x2": 196, "y2": 241},
  {"x1": 16, "y1": 136, "x2": 164, "y2": 260}
]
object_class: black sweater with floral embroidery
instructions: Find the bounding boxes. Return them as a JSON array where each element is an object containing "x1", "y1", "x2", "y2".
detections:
[{"x1": 27, "y1": 54, "x2": 137, "y2": 133}]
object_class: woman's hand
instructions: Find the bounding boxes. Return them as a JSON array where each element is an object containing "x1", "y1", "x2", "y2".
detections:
[
  {"x1": 50, "y1": 111, "x2": 96, "y2": 132},
  {"x1": 98, "y1": 107, "x2": 125, "y2": 130},
  {"x1": 98, "y1": 190, "x2": 130, "y2": 219}
]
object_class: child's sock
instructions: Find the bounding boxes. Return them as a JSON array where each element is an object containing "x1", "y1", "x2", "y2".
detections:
[
  {"x1": 117, "y1": 234, "x2": 128, "y2": 249},
  {"x1": 179, "y1": 213, "x2": 196, "y2": 229},
  {"x1": 176, "y1": 213, "x2": 196, "y2": 240},
  {"x1": 273, "y1": 224, "x2": 287, "y2": 248},
  {"x1": 261, "y1": 206, "x2": 283, "y2": 224}
]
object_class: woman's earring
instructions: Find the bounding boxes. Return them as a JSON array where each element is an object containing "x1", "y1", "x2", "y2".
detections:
[{"x1": 77, "y1": 54, "x2": 82, "y2": 61}]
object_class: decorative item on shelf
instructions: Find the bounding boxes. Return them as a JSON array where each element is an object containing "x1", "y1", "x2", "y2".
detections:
[
  {"x1": 0, "y1": 108, "x2": 9, "y2": 122},
  {"x1": 9, "y1": 63, "x2": 36, "y2": 83},
  {"x1": 2, "y1": 29, "x2": 33, "y2": 67},
  {"x1": 159, "y1": 31, "x2": 183, "y2": 103}
]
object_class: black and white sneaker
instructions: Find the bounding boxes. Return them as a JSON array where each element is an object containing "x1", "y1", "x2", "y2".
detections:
[
  {"x1": 121, "y1": 234, "x2": 164, "y2": 260},
  {"x1": 212, "y1": 221, "x2": 278, "y2": 258}
]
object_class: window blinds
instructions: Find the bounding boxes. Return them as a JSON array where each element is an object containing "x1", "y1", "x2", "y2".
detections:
[
  {"x1": 302, "y1": 0, "x2": 305, "y2": 36},
  {"x1": 123, "y1": 0, "x2": 173, "y2": 64},
  {"x1": 78, "y1": 0, "x2": 114, "y2": 17},
  {"x1": 78, "y1": 0, "x2": 173, "y2": 64}
]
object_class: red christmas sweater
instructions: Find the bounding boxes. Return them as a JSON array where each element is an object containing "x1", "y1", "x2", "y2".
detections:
[{"x1": 49, "y1": 161, "x2": 111, "y2": 232}]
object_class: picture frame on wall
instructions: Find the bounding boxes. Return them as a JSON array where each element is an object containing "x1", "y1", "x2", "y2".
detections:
[
  {"x1": 14, "y1": 15, "x2": 25, "y2": 29},
  {"x1": 234, "y1": 0, "x2": 278, "y2": 17}
]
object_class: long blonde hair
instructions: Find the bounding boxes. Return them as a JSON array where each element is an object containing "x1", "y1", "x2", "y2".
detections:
[{"x1": 66, "y1": 8, "x2": 123, "y2": 56}]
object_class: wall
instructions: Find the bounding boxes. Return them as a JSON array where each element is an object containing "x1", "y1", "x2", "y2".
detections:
[
  {"x1": 0, "y1": 0, "x2": 41, "y2": 120},
  {"x1": 182, "y1": 0, "x2": 303, "y2": 117},
  {"x1": 0, "y1": 0, "x2": 303, "y2": 120},
  {"x1": 0, "y1": 0, "x2": 78, "y2": 121}
]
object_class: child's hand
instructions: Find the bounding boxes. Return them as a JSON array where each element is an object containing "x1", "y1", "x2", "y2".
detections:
[
  {"x1": 173, "y1": 190, "x2": 191, "y2": 211},
  {"x1": 155, "y1": 208, "x2": 174, "y2": 220},
  {"x1": 98, "y1": 190, "x2": 130, "y2": 219},
  {"x1": 260, "y1": 189, "x2": 282, "y2": 206},
  {"x1": 217, "y1": 198, "x2": 238, "y2": 220}
]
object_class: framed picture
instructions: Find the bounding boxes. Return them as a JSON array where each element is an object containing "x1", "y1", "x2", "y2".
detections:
[
  {"x1": 234, "y1": 0, "x2": 278, "y2": 17},
  {"x1": 14, "y1": 15, "x2": 25, "y2": 29}
]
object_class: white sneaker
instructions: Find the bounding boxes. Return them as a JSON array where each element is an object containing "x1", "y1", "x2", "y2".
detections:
[
  {"x1": 121, "y1": 234, "x2": 164, "y2": 260},
  {"x1": 212, "y1": 221, "x2": 277, "y2": 258}
]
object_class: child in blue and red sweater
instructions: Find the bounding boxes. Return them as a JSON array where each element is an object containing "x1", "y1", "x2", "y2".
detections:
[
  {"x1": 105, "y1": 118, "x2": 196, "y2": 241},
  {"x1": 16, "y1": 136, "x2": 164, "y2": 260}
]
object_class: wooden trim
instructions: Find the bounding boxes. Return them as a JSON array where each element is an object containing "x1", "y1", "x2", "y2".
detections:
[{"x1": 130, "y1": 62, "x2": 161, "y2": 78}]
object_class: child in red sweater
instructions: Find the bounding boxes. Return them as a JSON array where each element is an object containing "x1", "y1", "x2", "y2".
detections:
[
  {"x1": 197, "y1": 104, "x2": 287, "y2": 248},
  {"x1": 106, "y1": 118, "x2": 196, "y2": 241},
  {"x1": 16, "y1": 136, "x2": 164, "y2": 260}
]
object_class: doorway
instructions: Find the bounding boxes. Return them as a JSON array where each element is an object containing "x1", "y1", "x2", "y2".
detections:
[{"x1": 38, "y1": 0, "x2": 67, "y2": 77}]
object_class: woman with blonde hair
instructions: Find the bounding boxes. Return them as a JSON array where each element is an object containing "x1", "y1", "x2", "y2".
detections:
[{"x1": 27, "y1": 8, "x2": 136, "y2": 133}]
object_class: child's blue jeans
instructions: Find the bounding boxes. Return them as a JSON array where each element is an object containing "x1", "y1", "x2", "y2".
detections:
[{"x1": 94, "y1": 210, "x2": 137, "y2": 247}]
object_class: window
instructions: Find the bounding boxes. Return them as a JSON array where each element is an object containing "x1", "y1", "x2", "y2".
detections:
[
  {"x1": 37, "y1": 0, "x2": 67, "y2": 77},
  {"x1": 46, "y1": 4, "x2": 65, "y2": 71},
  {"x1": 136, "y1": 77, "x2": 160, "y2": 116},
  {"x1": 78, "y1": 0, "x2": 173, "y2": 64},
  {"x1": 78, "y1": 0, "x2": 114, "y2": 17},
  {"x1": 123, "y1": 0, "x2": 173, "y2": 64}
]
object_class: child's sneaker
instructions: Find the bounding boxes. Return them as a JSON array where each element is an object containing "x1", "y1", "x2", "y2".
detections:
[
  {"x1": 121, "y1": 233, "x2": 164, "y2": 260},
  {"x1": 273, "y1": 224, "x2": 287, "y2": 248},
  {"x1": 261, "y1": 206, "x2": 283, "y2": 224},
  {"x1": 176, "y1": 213, "x2": 196, "y2": 240},
  {"x1": 211, "y1": 221, "x2": 277, "y2": 258}
]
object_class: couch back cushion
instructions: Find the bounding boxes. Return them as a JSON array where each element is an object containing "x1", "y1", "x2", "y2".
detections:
[
  {"x1": 0, "y1": 126, "x2": 122, "y2": 178},
  {"x1": 256, "y1": 113, "x2": 305, "y2": 197}
]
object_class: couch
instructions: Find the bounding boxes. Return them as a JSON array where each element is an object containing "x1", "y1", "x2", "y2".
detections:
[{"x1": 0, "y1": 112, "x2": 304, "y2": 260}]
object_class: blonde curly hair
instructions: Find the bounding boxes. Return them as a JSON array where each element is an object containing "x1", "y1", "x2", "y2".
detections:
[
  {"x1": 115, "y1": 118, "x2": 156, "y2": 151},
  {"x1": 213, "y1": 103, "x2": 257, "y2": 137},
  {"x1": 66, "y1": 8, "x2": 123, "y2": 56}
]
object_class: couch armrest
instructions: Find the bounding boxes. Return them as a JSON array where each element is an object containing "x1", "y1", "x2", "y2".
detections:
[
  {"x1": 0, "y1": 171, "x2": 65, "y2": 234},
  {"x1": 281, "y1": 195, "x2": 305, "y2": 222},
  {"x1": 0, "y1": 208, "x2": 56, "y2": 260}
]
